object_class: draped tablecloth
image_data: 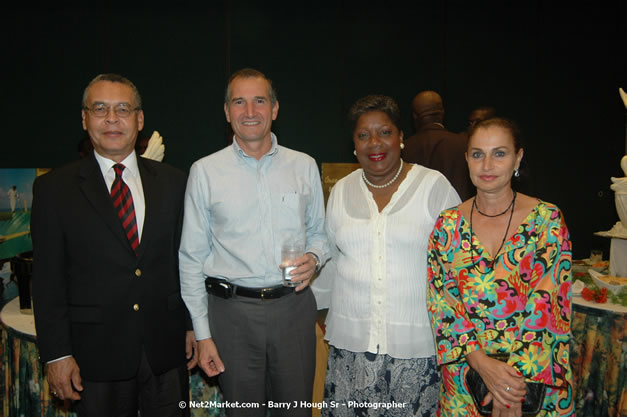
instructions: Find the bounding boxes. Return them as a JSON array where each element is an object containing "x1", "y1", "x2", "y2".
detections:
[
  {"x1": 6, "y1": 285, "x2": 624, "y2": 417},
  {"x1": 0, "y1": 293, "x2": 224, "y2": 417},
  {"x1": 571, "y1": 295, "x2": 627, "y2": 417},
  {"x1": 0, "y1": 295, "x2": 73, "y2": 416}
]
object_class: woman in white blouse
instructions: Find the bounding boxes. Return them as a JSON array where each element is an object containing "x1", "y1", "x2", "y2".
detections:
[{"x1": 313, "y1": 95, "x2": 460, "y2": 416}]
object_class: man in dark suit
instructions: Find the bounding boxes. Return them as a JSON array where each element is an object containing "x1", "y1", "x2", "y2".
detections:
[
  {"x1": 31, "y1": 73, "x2": 196, "y2": 416},
  {"x1": 467, "y1": 105, "x2": 497, "y2": 132},
  {"x1": 402, "y1": 90, "x2": 473, "y2": 201}
]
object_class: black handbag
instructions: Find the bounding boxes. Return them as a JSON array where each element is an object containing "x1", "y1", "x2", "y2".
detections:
[{"x1": 465, "y1": 355, "x2": 546, "y2": 416}]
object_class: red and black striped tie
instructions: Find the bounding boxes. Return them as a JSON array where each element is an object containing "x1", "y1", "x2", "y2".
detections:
[{"x1": 111, "y1": 163, "x2": 139, "y2": 254}]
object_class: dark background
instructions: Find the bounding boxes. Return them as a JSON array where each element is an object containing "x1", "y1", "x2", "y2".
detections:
[{"x1": 2, "y1": 2, "x2": 625, "y2": 259}]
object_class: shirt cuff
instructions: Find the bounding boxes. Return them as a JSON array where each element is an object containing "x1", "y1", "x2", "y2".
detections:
[
  {"x1": 306, "y1": 248, "x2": 325, "y2": 271},
  {"x1": 47, "y1": 355, "x2": 72, "y2": 364},
  {"x1": 307, "y1": 251, "x2": 321, "y2": 272},
  {"x1": 192, "y1": 317, "x2": 211, "y2": 340}
]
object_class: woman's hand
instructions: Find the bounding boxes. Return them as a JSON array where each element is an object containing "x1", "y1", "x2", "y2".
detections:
[
  {"x1": 490, "y1": 394, "x2": 523, "y2": 417},
  {"x1": 466, "y1": 350, "x2": 526, "y2": 414}
]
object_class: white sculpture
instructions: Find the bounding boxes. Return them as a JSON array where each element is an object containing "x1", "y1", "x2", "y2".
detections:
[
  {"x1": 140, "y1": 131, "x2": 165, "y2": 162},
  {"x1": 611, "y1": 156, "x2": 627, "y2": 234},
  {"x1": 608, "y1": 88, "x2": 627, "y2": 235}
]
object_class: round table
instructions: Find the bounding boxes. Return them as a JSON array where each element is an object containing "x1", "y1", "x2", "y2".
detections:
[
  {"x1": 0, "y1": 297, "x2": 74, "y2": 416},
  {"x1": 1, "y1": 295, "x2": 36, "y2": 337},
  {"x1": 0, "y1": 296, "x2": 225, "y2": 417}
]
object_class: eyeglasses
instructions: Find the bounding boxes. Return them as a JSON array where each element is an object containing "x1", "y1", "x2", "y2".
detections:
[{"x1": 83, "y1": 103, "x2": 139, "y2": 118}]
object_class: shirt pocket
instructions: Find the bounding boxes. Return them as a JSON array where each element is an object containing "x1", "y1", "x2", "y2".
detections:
[{"x1": 277, "y1": 192, "x2": 307, "y2": 237}]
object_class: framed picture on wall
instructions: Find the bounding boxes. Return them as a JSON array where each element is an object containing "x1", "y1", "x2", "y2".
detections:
[
  {"x1": 0, "y1": 168, "x2": 50, "y2": 262},
  {"x1": 321, "y1": 163, "x2": 360, "y2": 206}
]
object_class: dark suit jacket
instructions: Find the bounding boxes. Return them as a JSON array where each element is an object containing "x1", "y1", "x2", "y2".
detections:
[
  {"x1": 402, "y1": 124, "x2": 474, "y2": 201},
  {"x1": 31, "y1": 153, "x2": 188, "y2": 382}
]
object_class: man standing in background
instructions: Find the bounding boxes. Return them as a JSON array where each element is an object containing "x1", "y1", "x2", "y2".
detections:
[{"x1": 402, "y1": 90, "x2": 472, "y2": 200}]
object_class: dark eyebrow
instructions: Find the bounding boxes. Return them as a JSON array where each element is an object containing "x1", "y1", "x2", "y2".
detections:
[
  {"x1": 230, "y1": 96, "x2": 269, "y2": 104},
  {"x1": 469, "y1": 146, "x2": 508, "y2": 152},
  {"x1": 90, "y1": 101, "x2": 131, "y2": 106}
]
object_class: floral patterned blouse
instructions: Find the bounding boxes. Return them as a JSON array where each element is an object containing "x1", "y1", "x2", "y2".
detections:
[{"x1": 426, "y1": 200, "x2": 574, "y2": 416}]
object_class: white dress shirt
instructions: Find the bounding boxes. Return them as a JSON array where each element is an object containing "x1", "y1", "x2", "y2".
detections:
[{"x1": 94, "y1": 150, "x2": 146, "y2": 241}]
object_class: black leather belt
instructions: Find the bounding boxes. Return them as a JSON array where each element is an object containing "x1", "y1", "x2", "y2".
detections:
[{"x1": 205, "y1": 277, "x2": 296, "y2": 300}]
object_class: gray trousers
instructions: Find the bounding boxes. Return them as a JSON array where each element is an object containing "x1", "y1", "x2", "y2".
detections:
[{"x1": 209, "y1": 288, "x2": 317, "y2": 417}]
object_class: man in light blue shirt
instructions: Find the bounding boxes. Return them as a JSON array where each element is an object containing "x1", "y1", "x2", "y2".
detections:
[{"x1": 179, "y1": 68, "x2": 329, "y2": 416}]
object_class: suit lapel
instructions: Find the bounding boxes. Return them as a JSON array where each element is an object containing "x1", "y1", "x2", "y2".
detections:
[
  {"x1": 79, "y1": 154, "x2": 132, "y2": 253},
  {"x1": 135, "y1": 157, "x2": 160, "y2": 259}
]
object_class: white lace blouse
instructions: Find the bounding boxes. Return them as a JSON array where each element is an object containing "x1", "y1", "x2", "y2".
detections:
[{"x1": 312, "y1": 164, "x2": 460, "y2": 359}]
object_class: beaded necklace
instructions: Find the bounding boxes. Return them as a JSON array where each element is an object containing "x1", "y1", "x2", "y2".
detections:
[
  {"x1": 469, "y1": 191, "x2": 517, "y2": 273},
  {"x1": 474, "y1": 192, "x2": 516, "y2": 217},
  {"x1": 362, "y1": 160, "x2": 403, "y2": 189}
]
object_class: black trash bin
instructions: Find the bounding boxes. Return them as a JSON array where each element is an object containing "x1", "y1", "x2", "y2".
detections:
[{"x1": 11, "y1": 250, "x2": 33, "y2": 314}]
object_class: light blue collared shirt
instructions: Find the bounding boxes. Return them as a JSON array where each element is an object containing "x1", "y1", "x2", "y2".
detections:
[{"x1": 179, "y1": 133, "x2": 329, "y2": 339}]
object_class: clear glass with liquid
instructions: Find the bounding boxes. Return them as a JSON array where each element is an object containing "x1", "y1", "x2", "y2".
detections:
[{"x1": 281, "y1": 240, "x2": 304, "y2": 287}]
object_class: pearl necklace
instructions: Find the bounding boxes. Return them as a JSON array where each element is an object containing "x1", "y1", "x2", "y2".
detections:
[{"x1": 362, "y1": 159, "x2": 404, "y2": 189}]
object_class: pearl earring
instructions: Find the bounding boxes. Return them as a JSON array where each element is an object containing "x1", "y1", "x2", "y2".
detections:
[
  {"x1": 353, "y1": 150, "x2": 357, "y2": 156},
  {"x1": 400, "y1": 143, "x2": 405, "y2": 150}
]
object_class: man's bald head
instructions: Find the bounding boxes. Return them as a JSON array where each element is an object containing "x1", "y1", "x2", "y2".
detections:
[{"x1": 412, "y1": 91, "x2": 444, "y2": 129}]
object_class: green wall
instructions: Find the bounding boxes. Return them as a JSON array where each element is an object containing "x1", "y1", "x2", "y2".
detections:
[{"x1": 2, "y1": 2, "x2": 626, "y2": 258}]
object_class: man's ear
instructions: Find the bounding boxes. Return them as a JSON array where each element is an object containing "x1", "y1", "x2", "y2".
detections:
[
  {"x1": 224, "y1": 103, "x2": 231, "y2": 123},
  {"x1": 137, "y1": 110, "x2": 145, "y2": 131}
]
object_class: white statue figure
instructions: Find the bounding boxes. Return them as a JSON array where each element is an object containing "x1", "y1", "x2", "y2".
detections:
[
  {"x1": 140, "y1": 130, "x2": 165, "y2": 162},
  {"x1": 611, "y1": 156, "x2": 627, "y2": 233},
  {"x1": 609, "y1": 88, "x2": 627, "y2": 234}
]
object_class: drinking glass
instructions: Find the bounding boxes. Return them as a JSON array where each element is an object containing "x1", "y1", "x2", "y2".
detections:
[{"x1": 281, "y1": 239, "x2": 305, "y2": 287}]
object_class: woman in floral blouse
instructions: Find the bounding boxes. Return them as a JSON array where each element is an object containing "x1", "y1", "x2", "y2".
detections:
[{"x1": 427, "y1": 118, "x2": 573, "y2": 417}]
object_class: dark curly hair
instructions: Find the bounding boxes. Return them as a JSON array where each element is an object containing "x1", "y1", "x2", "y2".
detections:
[{"x1": 348, "y1": 95, "x2": 401, "y2": 133}]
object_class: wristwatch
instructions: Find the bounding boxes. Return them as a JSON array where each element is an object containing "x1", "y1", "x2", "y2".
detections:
[{"x1": 308, "y1": 252, "x2": 321, "y2": 272}]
